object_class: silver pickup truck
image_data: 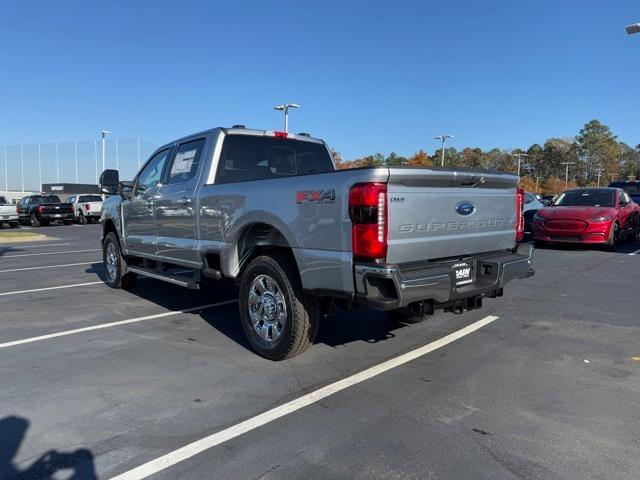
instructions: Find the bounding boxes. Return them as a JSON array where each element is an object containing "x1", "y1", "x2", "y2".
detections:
[{"x1": 99, "y1": 126, "x2": 534, "y2": 360}]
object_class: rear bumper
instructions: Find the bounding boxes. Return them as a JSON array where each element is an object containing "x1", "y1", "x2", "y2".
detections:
[{"x1": 355, "y1": 243, "x2": 534, "y2": 310}]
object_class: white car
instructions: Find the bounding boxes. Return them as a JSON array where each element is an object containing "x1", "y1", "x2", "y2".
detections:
[
  {"x1": 66, "y1": 194, "x2": 103, "y2": 224},
  {"x1": 523, "y1": 192, "x2": 545, "y2": 232},
  {"x1": 0, "y1": 195, "x2": 19, "y2": 228}
]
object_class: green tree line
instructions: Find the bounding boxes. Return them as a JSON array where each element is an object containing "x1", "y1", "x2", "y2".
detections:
[{"x1": 333, "y1": 119, "x2": 639, "y2": 194}]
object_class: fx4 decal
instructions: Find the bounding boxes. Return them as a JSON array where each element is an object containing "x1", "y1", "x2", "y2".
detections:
[{"x1": 296, "y1": 189, "x2": 336, "y2": 204}]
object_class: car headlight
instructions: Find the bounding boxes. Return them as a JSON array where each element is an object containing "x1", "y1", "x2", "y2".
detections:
[
  {"x1": 533, "y1": 213, "x2": 545, "y2": 222},
  {"x1": 590, "y1": 216, "x2": 612, "y2": 222}
]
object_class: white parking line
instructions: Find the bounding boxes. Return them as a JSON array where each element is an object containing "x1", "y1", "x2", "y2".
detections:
[
  {"x1": 2, "y1": 248, "x2": 100, "y2": 258},
  {"x1": 0, "y1": 281, "x2": 103, "y2": 297},
  {"x1": 0, "y1": 242, "x2": 71, "y2": 249},
  {"x1": 628, "y1": 248, "x2": 640, "y2": 256},
  {"x1": 111, "y1": 315, "x2": 499, "y2": 480},
  {"x1": 0, "y1": 261, "x2": 99, "y2": 273},
  {"x1": 0, "y1": 299, "x2": 238, "y2": 349}
]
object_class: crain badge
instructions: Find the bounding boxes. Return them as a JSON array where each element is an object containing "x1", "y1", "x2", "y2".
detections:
[{"x1": 455, "y1": 201, "x2": 475, "y2": 216}]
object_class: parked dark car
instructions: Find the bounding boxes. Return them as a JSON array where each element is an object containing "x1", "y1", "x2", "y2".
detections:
[
  {"x1": 609, "y1": 180, "x2": 640, "y2": 204},
  {"x1": 17, "y1": 195, "x2": 74, "y2": 227}
]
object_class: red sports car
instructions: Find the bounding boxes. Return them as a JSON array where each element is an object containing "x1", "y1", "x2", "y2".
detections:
[{"x1": 532, "y1": 187, "x2": 640, "y2": 249}]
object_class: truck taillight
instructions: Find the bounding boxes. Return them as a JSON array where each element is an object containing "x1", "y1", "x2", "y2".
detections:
[
  {"x1": 36, "y1": 205, "x2": 43, "y2": 214},
  {"x1": 516, "y1": 187, "x2": 524, "y2": 242},
  {"x1": 349, "y1": 183, "x2": 387, "y2": 261},
  {"x1": 86, "y1": 203, "x2": 91, "y2": 211}
]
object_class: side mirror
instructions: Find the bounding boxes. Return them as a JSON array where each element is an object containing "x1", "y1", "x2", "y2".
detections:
[
  {"x1": 100, "y1": 169, "x2": 120, "y2": 196},
  {"x1": 119, "y1": 181, "x2": 134, "y2": 199}
]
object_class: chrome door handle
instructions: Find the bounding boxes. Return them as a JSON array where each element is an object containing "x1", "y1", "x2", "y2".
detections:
[{"x1": 178, "y1": 197, "x2": 192, "y2": 206}]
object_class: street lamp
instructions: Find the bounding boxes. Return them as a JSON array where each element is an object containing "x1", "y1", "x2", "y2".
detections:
[
  {"x1": 434, "y1": 135, "x2": 454, "y2": 167},
  {"x1": 512, "y1": 153, "x2": 528, "y2": 177},
  {"x1": 626, "y1": 23, "x2": 640, "y2": 34},
  {"x1": 273, "y1": 104, "x2": 300, "y2": 133},
  {"x1": 561, "y1": 161, "x2": 575, "y2": 189},
  {"x1": 101, "y1": 130, "x2": 111, "y2": 173}
]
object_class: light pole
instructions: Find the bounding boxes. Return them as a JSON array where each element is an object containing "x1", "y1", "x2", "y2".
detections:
[
  {"x1": 626, "y1": 23, "x2": 640, "y2": 34},
  {"x1": 434, "y1": 135, "x2": 454, "y2": 166},
  {"x1": 101, "y1": 130, "x2": 111, "y2": 173},
  {"x1": 273, "y1": 104, "x2": 300, "y2": 133},
  {"x1": 561, "y1": 161, "x2": 575, "y2": 189},
  {"x1": 512, "y1": 153, "x2": 528, "y2": 177}
]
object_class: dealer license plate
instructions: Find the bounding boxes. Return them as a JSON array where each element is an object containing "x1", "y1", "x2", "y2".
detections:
[{"x1": 452, "y1": 261, "x2": 473, "y2": 287}]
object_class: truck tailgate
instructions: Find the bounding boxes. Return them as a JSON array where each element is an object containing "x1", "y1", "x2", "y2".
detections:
[{"x1": 386, "y1": 168, "x2": 518, "y2": 264}]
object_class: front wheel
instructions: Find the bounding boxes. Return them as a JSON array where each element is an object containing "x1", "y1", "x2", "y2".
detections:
[
  {"x1": 606, "y1": 223, "x2": 619, "y2": 251},
  {"x1": 239, "y1": 253, "x2": 318, "y2": 360},
  {"x1": 103, "y1": 232, "x2": 137, "y2": 289},
  {"x1": 29, "y1": 213, "x2": 40, "y2": 227}
]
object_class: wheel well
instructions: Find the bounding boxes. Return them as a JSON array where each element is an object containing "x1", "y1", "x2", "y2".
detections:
[
  {"x1": 235, "y1": 223, "x2": 299, "y2": 282},
  {"x1": 103, "y1": 219, "x2": 118, "y2": 244}
]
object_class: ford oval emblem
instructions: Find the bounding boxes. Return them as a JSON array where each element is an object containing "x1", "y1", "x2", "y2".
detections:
[{"x1": 455, "y1": 201, "x2": 475, "y2": 216}]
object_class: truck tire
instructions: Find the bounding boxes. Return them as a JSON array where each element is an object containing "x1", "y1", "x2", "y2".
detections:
[
  {"x1": 29, "y1": 213, "x2": 40, "y2": 227},
  {"x1": 103, "y1": 232, "x2": 137, "y2": 289},
  {"x1": 239, "y1": 253, "x2": 319, "y2": 360},
  {"x1": 78, "y1": 211, "x2": 86, "y2": 224}
]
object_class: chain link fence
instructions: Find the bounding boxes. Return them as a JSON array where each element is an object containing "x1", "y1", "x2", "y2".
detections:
[{"x1": 0, "y1": 139, "x2": 157, "y2": 192}]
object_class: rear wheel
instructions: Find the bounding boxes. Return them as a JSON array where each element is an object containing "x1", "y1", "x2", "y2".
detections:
[
  {"x1": 239, "y1": 253, "x2": 318, "y2": 360},
  {"x1": 29, "y1": 213, "x2": 40, "y2": 227},
  {"x1": 103, "y1": 232, "x2": 137, "y2": 289},
  {"x1": 78, "y1": 211, "x2": 86, "y2": 224}
]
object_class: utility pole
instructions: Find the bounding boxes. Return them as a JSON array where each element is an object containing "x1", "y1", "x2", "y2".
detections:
[
  {"x1": 20, "y1": 144, "x2": 24, "y2": 192},
  {"x1": 3, "y1": 145, "x2": 7, "y2": 192},
  {"x1": 273, "y1": 104, "x2": 300, "y2": 133},
  {"x1": 101, "y1": 130, "x2": 111, "y2": 173},
  {"x1": 94, "y1": 140, "x2": 98, "y2": 184},
  {"x1": 115, "y1": 138, "x2": 119, "y2": 171},
  {"x1": 512, "y1": 153, "x2": 528, "y2": 177},
  {"x1": 55, "y1": 142, "x2": 59, "y2": 183},
  {"x1": 435, "y1": 135, "x2": 454, "y2": 166},
  {"x1": 74, "y1": 141, "x2": 79, "y2": 185},
  {"x1": 38, "y1": 144, "x2": 42, "y2": 191},
  {"x1": 561, "y1": 162, "x2": 575, "y2": 189},
  {"x1": 596, "y1": 169, "x2": 602, "y2": 187},
  {"x1": 136, "y1": 138, "x2": 141, "y2": 171}
]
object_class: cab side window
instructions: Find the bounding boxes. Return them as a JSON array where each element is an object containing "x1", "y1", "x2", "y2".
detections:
[
  {"x1": 136, "y1": 149, "x2": 171, "y2": 195},
  {"x1": 166, "y1": 139, "x2": 206, "y2": 185}
]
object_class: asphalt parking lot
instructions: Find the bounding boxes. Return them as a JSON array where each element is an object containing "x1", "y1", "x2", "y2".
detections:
[{"x1": 1, "y1": 224, "x2": 639, "y2": 480}]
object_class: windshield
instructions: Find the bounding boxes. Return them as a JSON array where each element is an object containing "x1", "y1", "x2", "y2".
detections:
[
  {"x1": 553, "y1": 189, "x2": 615, "y2": 207},
  {"x1": 32, "y1": 195, "x2": 61, "y2": 204},
  {"x1": 0, "y1": 196, "x2": 7, "y2": 205}
]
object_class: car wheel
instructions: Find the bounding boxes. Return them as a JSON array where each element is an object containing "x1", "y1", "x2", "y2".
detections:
[
  {"x1": 78, "y1": 212, "x2": 86, "y2": 224},
  {"x1": 239, "y1": 252, "x2": 319, "y2": 360},
  {"x1": 103, "y1": 232, "x2": 137, "y2": 289},
  {"x1": 607, "y1": 222, "x2": 619, "y2": 251},
  {"x1": 386, "y1": 305, "x2": 431, "y2": 324},
  {"x1": 87, "y1": 217, "x2": 93, "y2": 224},
  {"x1": 29, "y1": 213, "x2": 40, "y2": 227}
]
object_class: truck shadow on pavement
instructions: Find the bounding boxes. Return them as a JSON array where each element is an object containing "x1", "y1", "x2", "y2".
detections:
[
  {"x1": 0, "y1": 416, "x2": 97, "y2": 480},
  {"x1": 84, "y1": 263, "x2": 405, "y2": 354}
]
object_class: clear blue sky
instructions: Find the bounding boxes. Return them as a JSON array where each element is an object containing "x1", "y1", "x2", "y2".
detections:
[{"x1": 1, "y1": 0, "x2": 639, "y2": 162}]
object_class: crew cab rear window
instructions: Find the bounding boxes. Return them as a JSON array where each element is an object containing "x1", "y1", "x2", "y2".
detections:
[
  {"x1": 79, "y1": 195, "x2": 103, "y2": 202},
  {"x1": 166, "y1": 139, "x2": 206, "y2": 185},
  {"x1": 32, "y1": 195, "x2": 61, "y2": 204},
  {"x1": 216, "y1": 135, "x2": 332, "y2": 183}
]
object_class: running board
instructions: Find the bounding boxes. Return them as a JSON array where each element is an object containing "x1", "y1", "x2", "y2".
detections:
[{"x1": 127, "y1": 266, "x2": 200, "y2": 289}]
